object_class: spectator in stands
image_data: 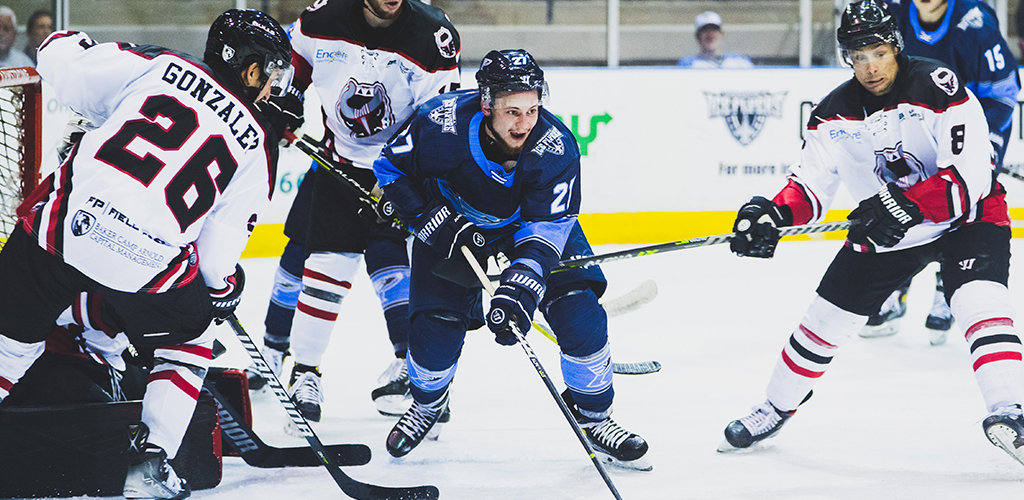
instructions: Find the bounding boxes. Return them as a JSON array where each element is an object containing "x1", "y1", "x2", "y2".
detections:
[
  {"x1": 679, "y1": 11, "x2": 754, "y2": 68},
  {"x1": 1017, "y1": 1, "x2": 1024, "y2": 63},
  {"x1": 0, "y1": 6, "x2": 34, "y2": 68},
  {"x1": 23, "y1": 9, "x2": 53, "y2": 65}
]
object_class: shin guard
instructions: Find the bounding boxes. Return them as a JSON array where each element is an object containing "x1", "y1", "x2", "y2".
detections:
[
  {"x1": 290, "y1": 252, "x2": 361, "y2": 367},
  {"x1": 950, "y1": 281, "x2": 1024, "y2": 412},
  {"x1": 766, "y1": 295, "x2": 866, "y2": 411},
  {"x1": 142, "y1": 329, "x2": 215, "y2": 459}
]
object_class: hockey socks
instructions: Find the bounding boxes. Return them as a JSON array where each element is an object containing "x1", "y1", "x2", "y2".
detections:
[{"x1": 290, "y1": 252, "x2": 360, "y2": 367}]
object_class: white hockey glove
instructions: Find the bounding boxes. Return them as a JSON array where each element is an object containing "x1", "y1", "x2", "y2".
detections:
[{"x1": 57, "y1": 113, "x2": 96, "y2": 164}]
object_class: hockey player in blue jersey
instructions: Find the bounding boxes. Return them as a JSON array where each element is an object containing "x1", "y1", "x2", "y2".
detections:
[
  {"x1": 371, "y1": 49, "x2": 650, "y2": 469},
  {"x1": 861, "y1": 0, "x2": 1021, "y2": 343}
]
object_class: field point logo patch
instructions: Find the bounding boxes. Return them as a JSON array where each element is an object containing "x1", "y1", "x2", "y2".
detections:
[
  {"x1": 71, "y1": 210, "x2": 95, "y2": 236},
  {"x1": 704, "y1": 91, "x2": 786, "y2": 145}
]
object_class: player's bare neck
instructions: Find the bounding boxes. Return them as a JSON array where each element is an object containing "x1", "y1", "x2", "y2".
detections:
[{"x1": 916, "y1": 1, "x2": 947, "y2": 25}]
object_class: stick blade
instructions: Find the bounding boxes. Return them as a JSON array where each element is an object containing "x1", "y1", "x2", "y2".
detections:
[
  {"x1": 613, "y1": 361, "x2": 662, "y2": 375},
  {"x1": 602, "y1": 279, "x2": 658, "y2": 317},
  {"x1": 344, "y1": 483, "x2": 440, "y2": 500},
  {"x1": 270, "y1": 444, "x2": 371, "y2": 467}
]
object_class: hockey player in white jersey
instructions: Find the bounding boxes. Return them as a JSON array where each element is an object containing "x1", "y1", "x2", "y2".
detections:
[
  {"x1": 720, "y1": 0, "x2": 1024, "y2": 467},
  {"x1": 250, "y1": 0, "x2": 461, "y2": 422},
  {"x1": 0, "y1": 9, "x2": 292, "y2": 499}
]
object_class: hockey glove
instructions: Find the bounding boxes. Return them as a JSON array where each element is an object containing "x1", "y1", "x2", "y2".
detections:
[
  {"x1": 413, "y1": 203, "x2": 486, "y2": 259},
  {"x1": 259, "y1": 85, "x2": 304, "y2": 145},
  {"x1": 847, "y1": 182, "x2": 923, "y2": 248},
  {"x1": 57, "y1": 113, "x2": 96, "y2": 164},
  {"x1": 487, "y1": 264, "x2": 545, "y2": 346},
  {"x1": 209, "y1": 264, "x2": 245, "y2": 324},
  {"x1": 730, "y1": 196, "x2": 791, "y2": 258}
]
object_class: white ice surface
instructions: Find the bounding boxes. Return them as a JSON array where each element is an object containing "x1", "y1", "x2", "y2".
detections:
[{"x1": 25, "y1": 239, "x2": 1024, "y2": 499}]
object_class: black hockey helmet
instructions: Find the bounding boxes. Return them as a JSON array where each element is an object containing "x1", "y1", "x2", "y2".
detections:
[
  {"x1": 205, "y1": 9, "x2": 293, "y2": 97},
  {"x1": 837, "y1": 0, "x2": 903, "y2": 64},
  {"x1": 476, "y1": 49, "x2": 549, "y2": 108}
]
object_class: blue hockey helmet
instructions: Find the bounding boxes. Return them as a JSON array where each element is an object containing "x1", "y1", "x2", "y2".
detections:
[
  {"x1": 476, "y1": 49, "x2": 549, "y2": 108},
  {"x1": 837, "y1": 0, "x2": 903, "y2": 64},
  {"x1": 205, "y1": 9, "x2": 293, "y2": 97}
]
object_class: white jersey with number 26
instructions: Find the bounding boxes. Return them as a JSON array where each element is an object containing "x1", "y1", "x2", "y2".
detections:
[{"x1": 27, "y1": 31, "x2": 275, "y2": 293}]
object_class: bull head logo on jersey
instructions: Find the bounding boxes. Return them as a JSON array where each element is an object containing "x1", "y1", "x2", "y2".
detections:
[
  {"x1": 874, "y1": 142, "x2": 927, "y2": 189},
  {"x1": 337, "y1": 79, "x2": 395, "y2": 138}
]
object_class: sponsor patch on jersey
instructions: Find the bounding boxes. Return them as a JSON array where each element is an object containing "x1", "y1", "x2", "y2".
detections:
[
  {"x1": 703, "y1": 91, "x2": 786, "y2": 145},
  {"x1": 956, "y1": 7, "x2": 985, "y2": 31},
  {"x1": 315, "y1": 48, "x2": 347, "y2": 64},
  {"x1": 434, "y1": 26, "x2": 457, "y2": 59},
  {"x1": 530, "y1": 126, "x2": 565, "y2": 157},
  {"x1": 428, "y1": 97, "x2": 459, "y2": 135},
  {"x1": 71, "y1": 210, "x2": 96, "y2": 237},
  {"x1": 931, "y1": 67, "x2": 959, "y2": 96}
]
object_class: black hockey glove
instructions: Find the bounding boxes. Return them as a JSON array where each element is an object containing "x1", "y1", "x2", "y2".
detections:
[
  {"x1": 413, "y1": 203, "x2": 486, "y2": 259},
  {"x1": 847, "y1": 182, "x2": 923, "y2": 248},
  {"x1": 487, "y1": 264, "x2": 545, "y2": 346},
  {"x1": 209, "y1": 264, "x2": 245, "y2": 324},
  {"x1": 259, "y1": 85, "x2": 304, "y2": 145},
  {"x1": 730, "y1": 196, "x2": 791, "y2": 258}
]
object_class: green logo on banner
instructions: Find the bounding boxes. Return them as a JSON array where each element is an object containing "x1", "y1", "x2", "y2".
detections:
[{"x1": 554, "y1": 113, "x2": 612, "y2": 156}]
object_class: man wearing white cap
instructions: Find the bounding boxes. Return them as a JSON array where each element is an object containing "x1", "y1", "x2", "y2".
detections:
[{"x1": 679, "y1": 11, "x2": 754, "y2": 68}]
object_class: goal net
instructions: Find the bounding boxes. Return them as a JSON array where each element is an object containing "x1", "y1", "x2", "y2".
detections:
[{"x1": 0, "y1": 67, "x2": 41, "y2": 249}]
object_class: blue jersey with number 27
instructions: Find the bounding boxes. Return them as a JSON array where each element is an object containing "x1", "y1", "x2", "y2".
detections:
[{"x1": 373, "y1": 89, "x2": 582, "y2": 277}]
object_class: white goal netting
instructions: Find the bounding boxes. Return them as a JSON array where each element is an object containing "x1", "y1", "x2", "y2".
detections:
[{"x1": 0, "y1": 67, "x2": 41, "y2": 249}]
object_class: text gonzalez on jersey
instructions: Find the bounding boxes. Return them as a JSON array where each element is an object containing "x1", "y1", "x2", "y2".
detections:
[{"x1": 160, "y1": 61, "x2": 264, "y2": 151}]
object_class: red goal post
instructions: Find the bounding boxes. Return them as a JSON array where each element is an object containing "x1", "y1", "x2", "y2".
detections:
[{"x1": 0, "y1": 67, "x2": 42, "y2": 248}]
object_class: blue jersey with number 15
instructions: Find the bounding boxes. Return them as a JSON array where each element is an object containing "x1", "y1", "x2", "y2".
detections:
[
  {"x1": 373, "y1": 89, "x2": 582, "y2": 277},
  {"x1": 888, "y1": 0, "x2": 1020, "y2": 168}
]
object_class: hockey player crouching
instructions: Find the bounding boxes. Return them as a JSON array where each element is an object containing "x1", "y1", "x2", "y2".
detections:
[
  {"x1": 719, "y1": 0, "x2": 1024, "y2": 467},
  {"x1": 0, "y1": 9, "x2": 292, "y2": 500},
  {"x1": 372, "y1": 49, "x2": 650, "y2": 469}
]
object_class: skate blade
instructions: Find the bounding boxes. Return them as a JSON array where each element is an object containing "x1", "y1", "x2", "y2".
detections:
[
  {"x1": 425, "y1": 421, "x2": 445, "y2": 441},
  {"x1": 593, "y1": 451, "x2": 653, "y2": 472},
  {"x1": 927, "y1": 328, "x2": 948, "y2": 346},
  {"x1": 986, "y1": 423, "x2": 1024, "y2": 467},
  {"x1": 284, "y1": 418, "x2": 304, "y2": 438},
  {"x1": 716, "y1": 438, "x2": 770, "y2": 454},
  {"x1": 375, "y1": 394, "x2": 413, "y2": 417},
  {"x1": 858, "y1": 319, "x2": 901, "y2": 338}
]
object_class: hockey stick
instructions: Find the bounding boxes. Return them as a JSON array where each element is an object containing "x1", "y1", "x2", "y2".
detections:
[
  {"x1": 205, "y1": 381, "x2": 371, "y2": 468},
  {"x1": 530, "y1": 321, "x2": 661, "y2": 375},
  {"x1": 551, "y1": 220, "x2": 851, "y2": 271},
  {"x1": 462, "y1": 247, "x2": 624, "y2": 500},
  {"x1": 284, "y1": 131, "x2": 377, "y2": 208},
  {"x1": 601, "y1": 278, "x2": 657, "y2": 318},
  {"x1": 225, "y1": 314, "x2": 439, "y2": 500}
]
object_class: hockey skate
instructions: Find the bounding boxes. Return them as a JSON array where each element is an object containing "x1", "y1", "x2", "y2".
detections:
[
  {"x1": 372, "y1": 357, "x2": 413, "y2": 417},
  {"x1": 289, "y1": 364, "x2": 323, "y2": 422},
  {"x1": 983, "y1": 404, "x2": 1024, "y2": 467},
  {"x1": 386, "y1": 390, "x2": 450, "y2": 458},
  {"x1": 924, "y1": 273, "x2": 953, "y2": 346},
  {"x1": 245, "y1": 345, "x2": 286, "y2": 391},
  {"x1": 858, "y1": 285, "x2": 908, "y2": 338},
  {"x1": 718, "y1": 399, "x2": 796, "y2": 452},
  {"x1": 561, "y1": 390, "x2": 650, "y2": 470},
  {"x1": 124, "y1": 423, "x2": 190, "y2": 500}
]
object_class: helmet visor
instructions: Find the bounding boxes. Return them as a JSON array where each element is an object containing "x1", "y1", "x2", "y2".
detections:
[{"x1": 266, "y1": 59, "x2": 293, "y2": 97}]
